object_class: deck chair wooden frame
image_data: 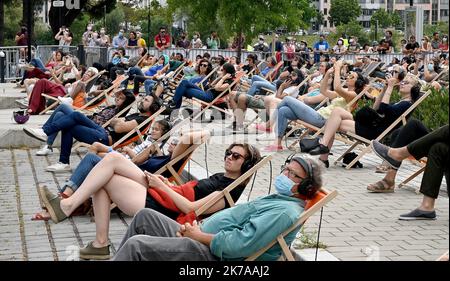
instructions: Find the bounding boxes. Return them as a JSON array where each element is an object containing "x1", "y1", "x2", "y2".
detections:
[
  {"x1": 40, "y1": 70, "x2": 107, "y2": 115},
  {"x1": 245, "y1": 188, "x2": 338, "y2": 261},
  {"x1": 283, "y1": 85, "x2": 372, "y2": 151},
  {"x1": 77, "y1": 75, "x2": 129, "y2": 113},
  {"x1": 195, "y1": 154, "x2": 273, "y2": 217},
  {"x1": 154, "y1": 141, "x2": 205, "y2": 185},
  {"x1": 111, "y1": 106, "x2": 166, "y2": 149},
  {"x1": 334, "y1": 89, "x2": 433, "y2": 169},
  {"x1": 267, "y1": 61, "x2": 284, "y2": 82}
]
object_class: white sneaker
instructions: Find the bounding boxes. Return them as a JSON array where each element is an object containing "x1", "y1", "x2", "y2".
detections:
[
  {"x1": 45, "y1": 162, "x2": 72, "y2": 173},
  {"x1": 23, "y1": 127, "x2": 47, "y2": 142},
  {"x1": 36, "y1": 145, "x2": 53, "y2": 156},
  {"x1": 58, "y1": 96, "x2": 73, "y2": 105},
  {"x1": 15, "y1": 98, "x2": 29, "y2": 109}
]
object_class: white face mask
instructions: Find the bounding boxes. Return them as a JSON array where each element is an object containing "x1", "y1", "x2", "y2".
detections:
[
  {"x1": 100, "y1": 30, "x2": 105, "y2": 35},
  {"x1": 87, "y1": 26, "x2": 92, "y2": 31}
]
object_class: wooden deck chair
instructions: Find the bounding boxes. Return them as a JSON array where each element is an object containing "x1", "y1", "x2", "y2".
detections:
[
  {"x1": 77, "y1": 74, "x2": 128, "y2": 113},
  {"x1": 361, "y1": 61, "x2": 384, "y2": 77},
  {"x1": 245, "y1": 188, "x2": 338, "y2": 261},
  {"x1": 398, "y1": 159, "x2": 426, "y2": 193},
  {"x1": 197, "y1": 66, "x2": 220, "y2": 91},
  {"x1": 267, "y1": 61, "x2": 284, "y2": 82},
  {"x1": 71, "y1": 99, "x2": 138, "y2": 151},
  {"x1": 334, "y1": 89, "x2": 433, "y2": 169},
  {"x1": 436, "y1": 250, "x2": 449, "y2": 261},
  {"x1": 195, "y1": 154, "x2": 273, "y2": 217},
  {"x1": 283, "y1": 85, "x2": 372, "y2": 151},
  {"x1": 190, "y1": 71, "x2": 247, "y2": 120},
  {"x1": 154, "y1": 140, "x2": 206, "y2": 185},
  {"x1": 40, "y1": 70, "x2": 107, "y2": 115},
  {"x1": 111, "y1": 106, "x2": 166, "y2": 149}
]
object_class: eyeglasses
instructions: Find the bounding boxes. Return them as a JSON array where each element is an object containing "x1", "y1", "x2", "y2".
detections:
[
  {"x1": 224, "y1": 149, "x2": 245, "y2": 161},
  {"x1": 282, "y1": 166, "x2": 304, "y2": 181}
]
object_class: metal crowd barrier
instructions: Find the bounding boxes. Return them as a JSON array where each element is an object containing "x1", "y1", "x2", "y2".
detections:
[{"x1": 0, "y1": 45, "x2": 36, "y2": 82}]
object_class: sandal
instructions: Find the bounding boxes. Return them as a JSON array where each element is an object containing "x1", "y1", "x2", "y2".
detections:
[{"x1": 367, "y1": 179, "x2": 395, "y2": 193}]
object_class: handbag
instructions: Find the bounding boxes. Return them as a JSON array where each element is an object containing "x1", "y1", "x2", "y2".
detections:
[{"x1": 299, "y1": 137, "x2": 320, "y2": 153}]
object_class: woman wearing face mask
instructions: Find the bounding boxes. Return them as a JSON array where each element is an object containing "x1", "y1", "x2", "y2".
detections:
[
  {"x1": 111, "y1": 156, "x2": 323, "y2": 261},
  {"x1": 332, "y1": 38, "x2": 347, "y2": 55},
  {"x1": 439, "y1": 35, "x2": 449, "y2": 51},
  {"x1": 420, "y1": 36, "x2": 432, "y2": 53},
  {"x1": 420, "y1": 56, "x2": 441, "y2": 83},
  {"x1": 191, "y1": 32, "x2": 203, "y2": 49},
  {"x1": 99, "y1": 28, "x2": 110, "y2": 47}
]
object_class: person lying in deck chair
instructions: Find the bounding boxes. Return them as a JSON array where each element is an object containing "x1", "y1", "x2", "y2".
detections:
[
  {"x1": 29, "y1": 122, "x2": 176, "y2": 222},
  {"x1": 24, "y1": 90, "x2": 136, "y2": 157},
  {"x1": 38, "y1": 142, "x2": 261, "y2": 260},
  {"x1": 23, "y1": 93, "x2": 159, "y2": 172},
  {"x1": 111, "y1": 156, "x2": 323, "y2": 261},
  {"x1": 371, "y1": 125, "x2": 448, "y2": 221}
]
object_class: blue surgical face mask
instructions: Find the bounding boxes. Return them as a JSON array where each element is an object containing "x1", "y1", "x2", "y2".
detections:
[
  {"x1": 119, "y1": 32, "x2": 123, "y2": 38},
  {"x1": 274, "y1": 174, "x2": 295, "y2": 196},
  {"x1": 428, "y1": 64, "x2": 434, "y2": 71}
]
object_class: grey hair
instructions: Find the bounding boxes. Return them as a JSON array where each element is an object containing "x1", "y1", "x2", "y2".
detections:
[{"x1": 306, "y1": 158, "x2": 323, "y2": 190}]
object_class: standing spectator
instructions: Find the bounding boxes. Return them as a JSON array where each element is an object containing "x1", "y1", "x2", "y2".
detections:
[
  {"x1": 403, "y1": 35, "x2": 420, "y2": 55},
  {"x1": 55, "y1": 26, "x2": 73, "y2": 46},
  {"x1": 127, "y1": 31, "x2": 138, "y2": 48},
  {"x1": 82, "y1": 23, "x2": 94, "y2": 46},
  {"x1": 112, "y1": 29, "x2": 128, "y2": 49},
  {"x1": 439, "y1": 35, "x2": 449, "y2": 51},
  {"x1": 176, "y1": 32, "x2": 190, "y2": 49},
  {"x1": 359, "y1": 43, "x2": 373, "y2": 54},
  {"x1": 332, "y1": 38, "x2": 347, "y2": 55},
  {"x1": 253, "y1": 35, "x2": 269, "y2": 52},
  {"x1": 283, "y1": 36, "x2": 296, "y2": 63},
  {"x1": 269, "y1": 33, "x2": 283, "y2": 52},
  {"x1": 313, "y1": 34, "x2": 329, "y2": 63},
  {"x1": 431, "y1": 32, "x2": 441, "y2": 51},
  {"x1": 347, "y1": 37, "x2": 360, "y2": 53},
  {"x1": 297, "y1": 40, "x2": 310, "y2": 61},
  {"x1": 206, "y1": 31, "x2": 220, "y2": 50},
  {"x1": 191, "y1": 32, "x2": 203, "y2": 49},
  {"x1": 15, "y1": 25, "x2": 29, "y2": 60},
  {"x1": 99, "y1": 27, "x2": 110, "y2": 47},
  {"x1": 154, "y1": 26, "x2": 171, "y2": 51},
  {"x1": 400, "y1": 39, "x2": 408, "y2": 54},
  {"x1": 378, "y1": 30, "x2": 393, "y2": 54},
  {"x1": 136, "y1": 31, "x2": 147, "y2": 48},
  {"x1": 420, "y1": 36, "x2": 432, "y2": 52}
]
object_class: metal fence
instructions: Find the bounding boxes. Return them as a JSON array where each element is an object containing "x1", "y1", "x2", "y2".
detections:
[{"x1": 0, "y1": 44, "x2": 448, "y2": 82}]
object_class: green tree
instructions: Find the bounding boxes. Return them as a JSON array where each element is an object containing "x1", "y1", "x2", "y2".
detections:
[
  {"x1": 329, "y1": 20, "x2": 369, "y2": 46},
  {"x1": 424, "y1": 22, "x2": 449, "y2": 37},
  {"x1": 370, "y1": 9, "x2": 391, "y2": 29},
  {"x1": 167, "y1": 0, "x2": 316, "y2": 51},
  {"x1": 329, "y1": 0, "x2": 361, "y2": 26},
  {"x1": 0, "y1": 0, "x2": 15, "y2": 45}
]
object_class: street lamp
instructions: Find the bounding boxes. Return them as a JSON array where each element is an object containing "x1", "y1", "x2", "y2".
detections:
[
  {"x1": 147, "y1": 2, "x2": 151, "y2": 47},
  {"x1": 26, "y1": 0, "x2": 32, "y2": 62},
  {"x1": 0, "y1": 51, "x2": 5, "y2": 83}
]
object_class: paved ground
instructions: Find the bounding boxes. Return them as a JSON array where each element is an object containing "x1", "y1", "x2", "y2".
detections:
[{"x1": 0, "y1": 83, "x2": 448, "y2": 261}]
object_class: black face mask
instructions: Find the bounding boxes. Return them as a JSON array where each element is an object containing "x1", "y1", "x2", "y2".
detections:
[{"x1": 21, "y1": 28, "x2": 27, "y2": 33}]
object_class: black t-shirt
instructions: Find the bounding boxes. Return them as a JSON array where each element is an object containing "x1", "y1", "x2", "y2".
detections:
[
  {"x1": 145, "y1": 173, "x2": 245, "y2": 220},
  {"x1": 378, "y1": 39, "x2": 393, "y2": 54},
  {"x1": 209, "y1": 78, "x2": 234, "y2": 98},
  {"x1": 107, "y1": 113, "x2": 148, "y2": 143},
  {"x1": 242, "y1": 64, "x2": 255, "y2": 73},
  {"x1": 405, "y1": 42, "x2": 419, "y2": 51}
]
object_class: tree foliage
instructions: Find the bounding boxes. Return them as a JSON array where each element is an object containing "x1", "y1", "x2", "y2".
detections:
[
  {"x1": 329, "y1": 0, "x2": 361, "y2": 26},
  {"x1": 424, "y1": 22, "x2": 449, "y2": 37},
  {"x1": 167, "y1": 0, "x2": 316, "y2": 47},
  {"x1": 329, "y1": 20, "x2": 369, "y2": 46},
  {"x1": 370, "y1": 9, "x2": 403, "y2": 29}
]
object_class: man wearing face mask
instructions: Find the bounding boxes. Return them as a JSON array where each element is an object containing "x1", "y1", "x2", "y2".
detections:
[
  {"x1": 113, "y1": 29, "x2": 128, "y2": 48},
  {"x1": 112, "y1": 156, "x2": 323, "y2": 261},
  {"x1": 253, "y1": 35, "x2": 269, "y2": 52}
]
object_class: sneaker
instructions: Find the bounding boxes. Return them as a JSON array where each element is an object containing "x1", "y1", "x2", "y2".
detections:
[
  {"x1": 399, "y1": 208, "x2": 436, "y2": 220},
  {"x1": 45, "y1": 162, "x2": 72, "y2": 173},
  {"x1": 370, "y1": 140, "x2": 401, "y2": 170},
  {"x1": 23, "y1": 127, "x2": 47, "y2": 142},
  {"x1": 79, "y1": 241, "x2": 110, "y2": 260},
  {"x1": 308, "y1": 144, "x2": 330, "y2": 155},
  {"x1": 15, "y1": 98, "x2": 29, "y2": 109},
  {"x1": 36, "y1": 145, "x2": 53, "y2": 156}
]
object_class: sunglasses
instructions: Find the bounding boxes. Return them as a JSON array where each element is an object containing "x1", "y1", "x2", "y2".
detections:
[
  {"x1": 200, "y1": 64, "x2": 208, "y2": 67},
  {"x1": 224, "y1": 149, "x2": 245, "y2": 161}
]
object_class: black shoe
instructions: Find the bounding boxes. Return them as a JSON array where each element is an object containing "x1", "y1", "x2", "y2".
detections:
[
  {"x1": 399, "y1": 208, "x2": 436, "y2": 220},
  {"x1": 319, "y1": 159, "x2": 329, "y2": 168},
  {"x1": 309, "y1": 144, "x2": 330, "y2": 155},
  {"x1": 370, "y1": 140, "x2": 401, "y2": 170}
]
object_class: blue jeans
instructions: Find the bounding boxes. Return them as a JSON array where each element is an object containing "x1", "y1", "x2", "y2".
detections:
[
  {"x1": 44, "y1": 111, "x2": 109, "y2": 164},
  {"x1": 122, "y1": 66, "x2": 145, "y2": 88},
  {"x1": 275, "y1": 96, "x2": 326, "y2": 138},
  {"x1": 172, "y1": 80, "x2": 214, "y2": 108},
  {"x1": 30, "y1": 58, "x2": 48, "y2": 72},
  {"x1": 247, "y1": 75, "x2": 276, "y2": 96},
  {"x1": 43, "y1": 104, "x2": 74, "y2": 146},
  {"x1": 62, "y1": 153, "x2": 102, "y2": 192},
  {"x1": 144, "y1": 79, "x2": 156, "y2": 95}
]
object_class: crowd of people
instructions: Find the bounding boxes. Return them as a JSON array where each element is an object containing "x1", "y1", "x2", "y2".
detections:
[{"x1": 13, "y1": 25, "x2": 449, "y2": 261}]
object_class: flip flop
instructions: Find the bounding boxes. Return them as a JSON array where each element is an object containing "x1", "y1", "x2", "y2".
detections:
[{"x1": 31, "y1": 212, "x2": 51, "y2": 221}]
